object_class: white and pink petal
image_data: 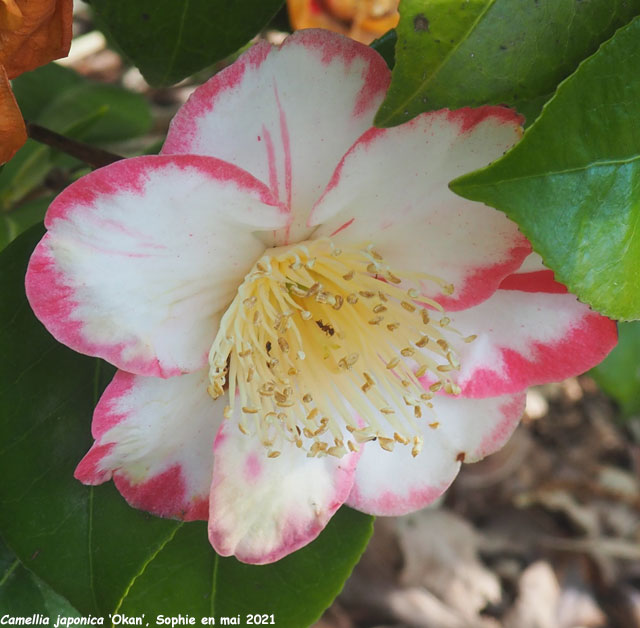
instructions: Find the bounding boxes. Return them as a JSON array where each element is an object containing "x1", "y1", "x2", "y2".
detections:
[
  {"x1": 26, "y1": 154, "x2": 285, "y2": 377},
  {"x1": 444, "y1": 274, "x2": 617, "y2": 398},
  {"x1": 76, "y1": 368, "x2": 221, "y2": 521},
  {"x1": 347, "y1": 393, "x2": 524, "y2": 516},
  {"x1": 208, "y1": 410, "x2": 359, "y2": 564},
  {"x1": 310, "y1": 107, "x2": 530, "y2": 311},
  {"x1": 162, "y1": 30, "x2": 390, "y2": 246}
]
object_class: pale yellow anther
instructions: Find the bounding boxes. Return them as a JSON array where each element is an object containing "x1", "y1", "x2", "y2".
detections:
[
  {"x1": 394, "y1": 432, "x2": 409, "y2": 445},
  {"x1": 378, "y1": 437, "x2": 395, "y2": 451}
]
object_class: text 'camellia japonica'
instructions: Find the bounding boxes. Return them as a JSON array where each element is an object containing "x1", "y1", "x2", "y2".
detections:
[{"x1": 25, "y1": 30, "x2": 617, "y2": 564}]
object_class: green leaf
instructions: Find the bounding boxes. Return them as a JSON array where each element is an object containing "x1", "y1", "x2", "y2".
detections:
[
  {"x1": 0, "y1": 109, "x2": 105, "y2": 209},
  {"x1": 118, "y1": 508, "x2": 371, "y2": 626},
  {"x1": 90, "y1": 0, "x2": 285, "y2": 86},
  {"x1": 11, "y1": 64, "x2": 84, "y2": 122},
  {"x1": 0, "y1": 141, "x2": 55, "y2": 211},
  {"x1": 0, "y1": 226, "x2": 373, "y2": 621},
  {"x1": 0, "y1": 195, "x2": 53, "y2": 251},
  {"x1": 0, "y1": 536, "x2": 80, "y2": 617},
  {"x1": 591, "y1": 322, "x2": 640, "y2": 418},
  {"x1": 376, "y1": 0, "x2": 640, "y2": 127},
  {"x1": 37, "y1": 83, "x2": 152, "y2": 145},
  {"x1": 451, "y1": 16, "x2": 640, "y2": 320},
  {"x1": 0, "y1": 64, "x2": 151, "y2": 209},
  {"x1": 370, "y1": 29, "x2": 397, "y2": 69}
]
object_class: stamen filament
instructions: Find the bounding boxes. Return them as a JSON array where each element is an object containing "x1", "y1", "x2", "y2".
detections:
[{"x1": 208, "y1": 238, "x2": 471, "y2": 457}]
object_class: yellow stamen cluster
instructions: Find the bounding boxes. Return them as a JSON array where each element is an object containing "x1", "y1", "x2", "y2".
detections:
[{"x1": 208, "y1": 238, "x2": 469, "y2": 458}]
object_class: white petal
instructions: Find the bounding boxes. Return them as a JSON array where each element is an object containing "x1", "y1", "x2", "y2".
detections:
[
  {"x1": 310, "y1": 108, "x2": 530, "y2": 311},
  {"x1": 26, "y1": 155, "x2": 285, "y2": 377},
  {"x1": 446, "y1": 286, "x2": 617, "y2": 397},
  {"x1": 208, "y1": 409, "x2": 359, "y2": 564},
  {"x1": 76, "y1": 368, "x2": 221, "y2": 521},
  {"x1": 162, "y1": 30, "x2": 390, "y2": 246},
  {"x1": 347, "y1": 393, "x2": 524, "y2": 515}
]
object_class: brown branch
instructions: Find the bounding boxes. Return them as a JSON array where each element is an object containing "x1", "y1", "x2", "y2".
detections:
[{"x1": 25, "y1": 122, "x2": 124, "y2": 169}]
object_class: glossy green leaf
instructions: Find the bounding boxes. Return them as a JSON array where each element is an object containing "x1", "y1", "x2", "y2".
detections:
[
  {"x1": 90, "y1": 0, "x2": 285, "y2": 86},
  {"x1": 0, "y1": 537, "x2": 80, "y2": 616},
  {"x1": 0, "y1": 226, "x2": 373, "y2": 622},
  {"x1": 118, "y1": 508, "x2": 372, "y2": 626},
  {"x1": 452, "y1": 16, "x2": 640, "y2": 320},
  {"x1": 591, "y1": 323, "x2": 640, "y2": 418},
  {"x1": 376, "y1": 0, "x2": 640, "y2": 127}
]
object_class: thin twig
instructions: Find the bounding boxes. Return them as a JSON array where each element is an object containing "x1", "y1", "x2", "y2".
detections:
[{"x1": 25, "y1": 122, "x2": 124, "y2": 169}]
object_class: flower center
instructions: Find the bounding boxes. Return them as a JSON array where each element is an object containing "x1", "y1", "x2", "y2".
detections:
[{"x1": 208, "y1": 238, "x2": 473, "y2": 458}]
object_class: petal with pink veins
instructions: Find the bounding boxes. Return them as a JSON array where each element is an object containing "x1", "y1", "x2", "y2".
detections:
[
  {"x1": 310, "y1": 107, "x2": 531, "y2": 311},
  {"x1": 347, "y1": 393, "x2": 525, "y2": 516},
  {"x1": 162, "y1": 30, "x2": 390, "y2": 247},
  {"x1": 445, "y1": 275, "x2": 618, "y2": 398},
  {"x1": 75, "y1": 368, "x2": 221, "y2": 521},
  {"x1": 26, "y1": 154, "x2": 286, "y2": 377},
  {"x1": 208, "y1": 410, "x2": 359, "y2": 564}
]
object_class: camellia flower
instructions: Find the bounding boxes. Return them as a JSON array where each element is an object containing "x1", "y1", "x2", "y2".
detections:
[{"x1": 26, "y1": 30, "x2": 617, "y2": 564}]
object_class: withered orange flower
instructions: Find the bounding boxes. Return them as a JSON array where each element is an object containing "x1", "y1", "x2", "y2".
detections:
[
  {"x1": 0, "y1": 0, "x2": 73, "y2": 163},
  {"x1": 287, "y1": 0, "x2": 399, "y2": 44}
]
